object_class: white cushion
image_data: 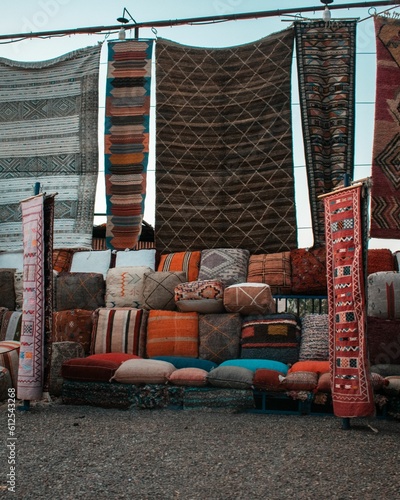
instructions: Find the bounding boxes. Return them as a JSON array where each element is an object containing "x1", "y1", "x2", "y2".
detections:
[
  {"x1": 0, "y1": 251, "x2": 23, "y2": 271},
  {"x1": 70, "y1": 250, "x2": 111, "y2": 278},
  {"x1": 115, "y1": 249, "x2": 156, "y2": 270}
]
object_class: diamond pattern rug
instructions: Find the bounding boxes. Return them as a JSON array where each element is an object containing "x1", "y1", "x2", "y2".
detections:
[
  {"x1": 295, "y1": 21, "x2": 357, "y2": 247},
  {"x1": 370, "y1": 16, "x2": 400, "y2": 238},
  {"x1": 155, "y1": 29, "x2": 297, "y2": 253}
]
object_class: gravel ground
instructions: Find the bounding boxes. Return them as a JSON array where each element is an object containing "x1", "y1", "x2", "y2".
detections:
[{"x1": 1, "y1": 398, "x2": 400, "y2": 500}]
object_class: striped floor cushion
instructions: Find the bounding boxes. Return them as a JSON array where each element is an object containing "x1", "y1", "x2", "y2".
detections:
[
  {"x1": 158, "y1": 251, "x2": 202, "y2": 282},
  {"x1": 0, "y1": 340, "x2": 20, "y2": 388},
  {"x1": 91, "y1": 308, "x2": 148, "y2": 357},
  {"x1": 241, "y1": 313, "x2": 301, "y2": 365},
  {"x1": 146, "y1": 310, "x2": 199, "y2": 358}
]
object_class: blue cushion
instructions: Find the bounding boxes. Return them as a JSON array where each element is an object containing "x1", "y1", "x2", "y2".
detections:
[
  {"x1": 151, "y1": 356, "x2": 218, "y2": 372},
  {"x1": 219, "y1": 359, "x2": 289, "y2": 375}
]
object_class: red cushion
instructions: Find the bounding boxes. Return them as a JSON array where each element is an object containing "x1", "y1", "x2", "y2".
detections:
[
  {"x1": 61, "y1": 357, "x2": 120, "y2": 382},
  {"x1": 289, "y1": 360, "x2": 330, "y2": 374},
  {"x1": 87, "y1": 353, "x2": 141, "y2": 363},
  {"x1": 253, "y1": 368, "x2": 286, "y2": 391}
]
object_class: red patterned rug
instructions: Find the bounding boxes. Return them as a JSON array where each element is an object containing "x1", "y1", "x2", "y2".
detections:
[
  {"x1": 323, "y1": 183, "x2": 374, "y2": 418},
  {"x1": 104, "y1": 40, "x2": 153, "y2": 250},
  {"x1": 370, "y1": 16, "x2": 400, "y2": 239}
]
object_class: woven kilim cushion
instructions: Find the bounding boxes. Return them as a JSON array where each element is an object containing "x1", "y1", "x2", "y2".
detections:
[
  {"x1": 146, "y1": 310, "x2": 199, "y2": 358},
  {"x1": 0, "y1": 269, "x2": 16, "y2": 310},
  {"x1": 91, "y1": 308, "x2": 147, "y2": 357},
  {"x1": 290, "y1": 247, "x2": 327, "y2": 295},
  {"x1": 198, "y1": 313, "x2": 241, "y2": 364},
  {"x1": 279, "y1": 371, "x2": 318, "y2": 391},
  {"x1": 0, "y1": 340, "x2": 20, "y2": 388},
  {"x1": 247, "y1": 252, "x2": 292, "y2": 294},
  {"x1": 367, "y1": 249, "x2": 395, "y2": 276},
  {"x1": 52, "y1": 309, "x2": 95, "y2": 355},
  {"x1": 299, "y1": 314, "x2": 329, "y2": 361},
  {"x1": 0, "y1": 366, "x2": 12, "y2": 401},
  {"x1": 0, "y1": 311, "x2": 22, "y2": 341},
  {"x1": 52, "y1": 249, "x2": 74, "y2": 273},
  {"x1": 174, "y1": 279, "x2": 225, "y2": 313},
  {"x1": 182, "y1": 387, "x2": 255, "y2": 412},
  {"x1": 241, "y1": 313, "x2": 301, "y2": 364},
  {"x1": 367, "y1": 316, "x2": 400, "y2": 365},
  {"x1": 141, "y1": 271, "x2": 187, "y2": 311},
  {"x1": 223, "y1": 283, "x2": 275, "y2": 315},
  {"x1": 105, "y1": 266, "x2": 152, "y2": 308},
  {"x1": 367, "y1": 271, "x2": 400, "y2": 320},
  {"x1": 158, "y1": 251, "x2": 201, "y2": 282},
  {"x1": 55, "y1": 272, "x2": 105, "y2": 311},
  {"x1": 198, "y1": 248, "x2": 250, "y2": 287}
]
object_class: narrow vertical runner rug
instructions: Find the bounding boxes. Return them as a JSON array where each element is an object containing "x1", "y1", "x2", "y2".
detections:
[
  {"x1": 155, "y1": 29, "x2": 297, "y2": 254},
  {"x1": 295, "y1": 21, "x2": 357, "y2": 248},
  {"x1": 18, "y1": 194, "x2": 54, "y2": 401},
  {"x1": 104, "y1": 40, "x2": 153, "y2": 250},
  {"x1": 370, "y1": 16, "x2": 400, "y2": 239},
  {"x1": 323, "y1": 183, "x2": 374, "y2": 418},
  {"x1": 0, "y1": 45, "x2": 101, "y2": 251}
]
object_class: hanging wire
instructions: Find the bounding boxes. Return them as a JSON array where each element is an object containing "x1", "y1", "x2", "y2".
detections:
[{"x1": 358, "y1": 4, "x2": 400, "y2": 22}]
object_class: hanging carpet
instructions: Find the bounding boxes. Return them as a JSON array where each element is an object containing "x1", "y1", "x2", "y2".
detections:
[
  {"x1": 370, "y1": 16, "x2": 400, "y2": 239},
  {"x1": 295, "y1": 21, "x2": 357, "y2": 248},
  {"x1": 0, "y1": 45, "x2": 101, "y2": 251},
  {"x1": 323, "y1": 183, "x2": 374, "y2": 418},
  {"x1": 18, "y1": 193, "x2": 54, "y2": 401},
  {"x1": 104, "y1": 40, "x2": 153, "y2": 250},
  {"x1": 155, "y1": 29, "x2": 297, "y2": 254}
]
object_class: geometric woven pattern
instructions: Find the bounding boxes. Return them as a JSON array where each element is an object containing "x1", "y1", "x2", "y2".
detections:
[
  {"x1": 17, "y1": 194, "x2": 46, "y2": 400},
  {"x1": 323, "y1": 184, "x2": 374, "y2": 418},
  {"x1": 0, "y1": 45, "x2": 101, "y2": 250},
  {"x1": 155, "y1": 30, "x2": 297, "y2": 253},
  {"x1": 198, "y1": 248, "x2": 250, "y2": 287},
  {"x1": 295, "y1": 21, "x2": 357, "y2": 247},
  {"x1": 198, "y1": 313, "x2": 242, "y2": 364},
  {"x1": 370, "y1": 17, "x2": 400, "y2": 238},
  {"x1": 104, "y1": 40, "x2": 153, "y2": 250}
]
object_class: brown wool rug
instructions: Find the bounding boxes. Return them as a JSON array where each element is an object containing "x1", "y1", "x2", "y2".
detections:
[{"x1": 155, "y1": 29, "x2": 297, "y2": 254}]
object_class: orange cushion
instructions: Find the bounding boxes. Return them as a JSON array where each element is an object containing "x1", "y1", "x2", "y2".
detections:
[
  {"x1": 158, "y1": 251, "x2": 201, "y2": 282},
  {"x1": 289, "y1": 360, "x2": 330, "y2": 374}
]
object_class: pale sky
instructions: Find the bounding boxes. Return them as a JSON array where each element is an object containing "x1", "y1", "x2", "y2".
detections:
[{"x1": 0, "y1": 0, "x2": 398, "y2": 251}]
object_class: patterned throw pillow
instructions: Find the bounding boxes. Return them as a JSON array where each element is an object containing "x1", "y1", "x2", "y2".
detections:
[
  {"x1": 114, "y1": 249, "x2": 157, "y2": 270},
  {"x1": 247, "y1": 252, "x2": 292, "y2": 294},
  {"x1": 52, "y1": 249, "x2": 74, "y2": 273},
  {"x1": 198, "y1": 248, "x2": 250, "y2": 287},
  {"x1": 0, "y1": 269, "x2": 16, "y2": 310},
  {"x1": 91, "y1": 308, "x2": 148, "y2": 357},
  {"x1": 198, "y1": 313, "x2": 242, "y2": 364},
  {"x1": 299, "y1": 314, "x2": 329, "y2": 361},
  {"x1": 223, "y1": 283, "x2": 275, "y2": 315},
  {"x1": 70, "y1": 250, "x2": 112, "y2": 278},
  {"x1": 0, "y1": 311, "x2": 22, "y2": 341},
  {"x1": 146, "y1": 310, "x2": 199, "y2": 358},
  {"x1": 55, "y1": 272, "x2": 105, "y2": 311},
  {"x1": 158, "y1": 251, "x2": 201, "y2": 282},
  {"x1": 52, "y1": 309, "x2": 95, "y2": 355},
  {"x1": 141, "y1": 271, "x2": 186, "y2": 310},
  {"x1": 279, "y1": 371, "x2": 318, "y2": 391},
  {"x1": 174, "y1": 279, "x2": 225, "y2": 313},
  {"x1": 241, "y1": 313, "x2": 301, "y2": 365},
  {"x1": 105, "y1": 266, "x2": 152, "y2": 308},
  {"x1": 367, "y1": 271, "x2": 400, "y2": 320},
  {"x1": 290, "y1": 247, "x2": 327, "y2": 295},
  {"x1": 0, "y1": 340, "x2": 20, "y2": 388}
]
